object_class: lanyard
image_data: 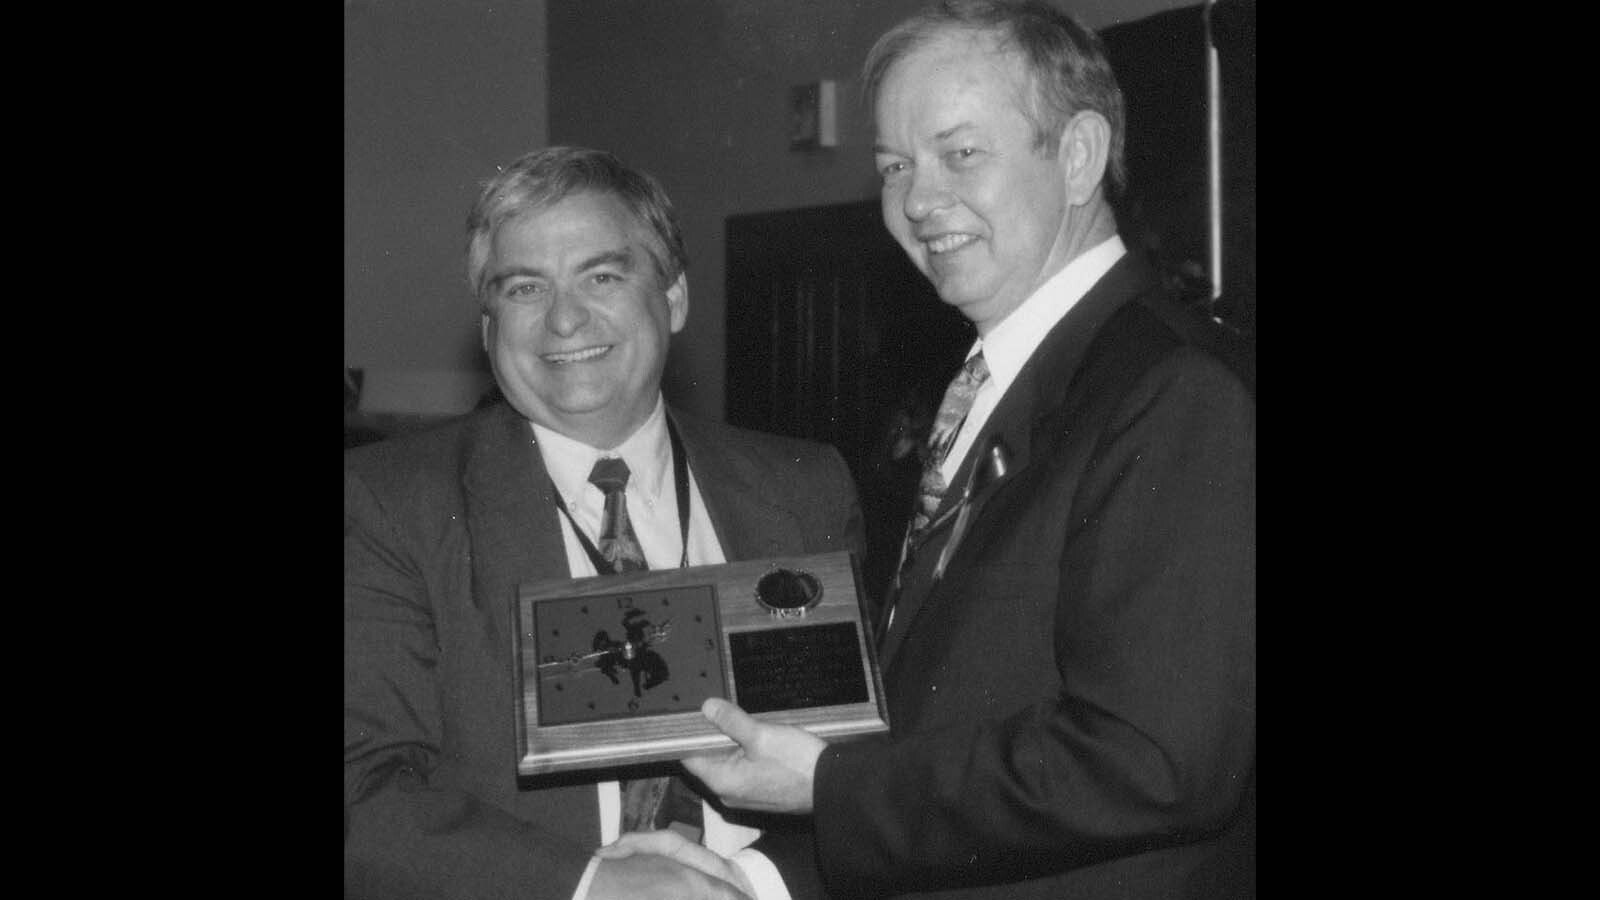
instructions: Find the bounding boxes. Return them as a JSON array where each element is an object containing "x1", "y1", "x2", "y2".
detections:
[{"x1": 552, "y1": 414, "x2": 692, "y2": 574}]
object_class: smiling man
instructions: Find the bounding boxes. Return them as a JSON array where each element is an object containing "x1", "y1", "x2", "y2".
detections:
[
  {"x1": 870, "y1": 8, "x2": 1119, "y2": 336},
  {"x1": 345, "y1": 146, "x2": 865, "y2": 900},
  {"x1": 608, "y1": 3, "x2": 1256, "y2": 899},
  {"x1": 477, "y1": 188, "x2": 686, "y2": 450}
]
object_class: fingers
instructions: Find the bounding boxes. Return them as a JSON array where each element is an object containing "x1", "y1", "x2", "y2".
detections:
[
  {"x1": 595, "y1": 829, "x2": 754, "y2": 897},
  {"x1": 684, "y1": 699, "x2": 756, "y2": 786},
  {"x1": 589, "y1": 854, "x2": 751, "y2": 900},
  {"x1": 701, "y1": 698, "x2": 760, "y2": 746},
  {"x1": 679, "y1": 750, "x2": 723, "y2": 786},
  {"x1": 684, "y1": 699, "x2": 822, "y2": 814}
]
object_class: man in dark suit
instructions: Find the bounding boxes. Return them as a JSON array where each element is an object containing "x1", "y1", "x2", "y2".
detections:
[
  {"x1": 604, "y1": 2, "x2": 1254, "y2": 897},
  {"x1": 345, "y1": 146, "x2": 865, "y2": 899}
]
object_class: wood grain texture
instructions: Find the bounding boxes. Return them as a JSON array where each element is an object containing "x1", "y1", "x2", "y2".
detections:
[{"x1": 514, "y1": 550, "x2": 889, "y2": 775}]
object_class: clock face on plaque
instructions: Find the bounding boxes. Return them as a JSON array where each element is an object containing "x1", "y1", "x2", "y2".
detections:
[{"x1": 531, "y1": 584, "x2": 728, "y2": 727}]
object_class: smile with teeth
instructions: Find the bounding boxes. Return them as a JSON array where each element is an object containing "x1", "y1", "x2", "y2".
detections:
[
  {"x1": 923, "y1": 233, "x2": 978, "y2": 254},
  {"x1": 543, "y1": 345, "x2": 612, "y2": 365}
]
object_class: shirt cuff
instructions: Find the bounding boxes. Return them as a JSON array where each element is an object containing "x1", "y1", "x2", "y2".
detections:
[
  {"x1": 570, "y1": 855, "x2": 601, "y2": 900},
  {"x1": 597, "y1": 780, "x2": 621, "y2": 844},
  {"x1": 701, "y1": 799, "x2": 760, "y2": 856},
  {"x1": 730, "y1": 848, "x2": 792, "y2": 900}
]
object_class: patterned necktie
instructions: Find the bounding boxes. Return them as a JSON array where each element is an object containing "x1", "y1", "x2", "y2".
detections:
[
  {"x1": 587, "y1": 458, "x2": 664, "y2": 831},
  {"x1": 588, "y1": 458, "x2": 648, "y2": 574},
  {"x1": 586, "y1": 457, "x2": 701, "y2": 834},
  {"x1": 910, "y1": 352, "x2": 990, "y2": 540}
]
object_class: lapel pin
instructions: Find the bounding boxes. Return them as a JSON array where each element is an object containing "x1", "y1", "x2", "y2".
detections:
[{"x1": 933, "y1": 436, "x2": 1013, "y2": 581}]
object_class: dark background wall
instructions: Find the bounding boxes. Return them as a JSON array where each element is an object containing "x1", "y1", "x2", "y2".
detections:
[
  {"x1": 545, "y1": 0, "x2": 1211, "y2": 422},
  {"x1": 344, "y1": 0, "x2": 1203, "y2": 418}
]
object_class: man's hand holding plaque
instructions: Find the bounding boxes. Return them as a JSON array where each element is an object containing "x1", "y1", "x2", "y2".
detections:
[{"x1": 682, "y1": 697, "x2": 825, "y2": 814}]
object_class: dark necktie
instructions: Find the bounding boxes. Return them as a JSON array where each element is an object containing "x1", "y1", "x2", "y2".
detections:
[
  {"x1": 586, "y1": 457, "x2": 700, "y2": 834},
  {"x1": 589, "y1": 458, "x2": 648, "y2": 574}
]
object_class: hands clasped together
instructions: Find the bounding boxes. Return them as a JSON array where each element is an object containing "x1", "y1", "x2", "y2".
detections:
[{"x1": 589, "y1": 698, "x2": 828, "y2": 899}]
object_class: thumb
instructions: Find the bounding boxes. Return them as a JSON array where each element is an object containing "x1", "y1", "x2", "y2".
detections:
[{"x1": 702, "y1": 697, "x2": 760, "y2": 747}]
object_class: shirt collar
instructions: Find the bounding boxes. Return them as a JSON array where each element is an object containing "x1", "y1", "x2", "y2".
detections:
[
  {"x1": 969, "y1": 234, "x2": 1126, "y2": 397},
  {"x1": 529, "y1": 395, "x2": 672, "y2": 508}
]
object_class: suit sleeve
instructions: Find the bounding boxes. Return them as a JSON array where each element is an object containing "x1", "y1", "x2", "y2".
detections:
[
  {"x1": 808, "y1": 351, "x2": 1255, "y2": 896},
  {"x1": 344, "y1": 466, "x2": 592, "y2": 900},
  {"x1": 739, "y1": 442, "x2": 870, "y2": 900}
]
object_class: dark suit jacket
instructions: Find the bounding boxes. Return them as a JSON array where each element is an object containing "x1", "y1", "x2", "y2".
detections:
[
  {"x1": 760, "y1": 252, "x2": 1255, "y2": 899},
  {"x1": 345, "y1": 402, "x2": 865, "y2": 900}
]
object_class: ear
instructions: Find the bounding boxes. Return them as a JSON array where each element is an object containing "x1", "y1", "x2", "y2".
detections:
[
  {"x1": 480, "y1": 309, "x2": 493, "y2": 353},
  {"x1": 1057, "y1": 110, "x2": 1111, "y2": 207},
  {"x1": 665, "y1": 272, "x2": 689, "y2": 333}
]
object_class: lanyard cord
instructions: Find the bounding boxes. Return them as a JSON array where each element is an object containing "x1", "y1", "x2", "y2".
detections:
[{"x1": 551, "y1": 414, "x2": 692, "y2": 574}]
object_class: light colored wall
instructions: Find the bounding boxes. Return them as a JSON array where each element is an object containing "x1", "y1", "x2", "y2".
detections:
[
  {"x1": 344, "y1": 0, "x2": 548, "y2": 414},
  {"x1": 547, "y1": 0, "x2": 1193, "y2": 421}
]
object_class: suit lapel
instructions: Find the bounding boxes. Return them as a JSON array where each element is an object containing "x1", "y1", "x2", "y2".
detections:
[
  {"x1": 461, "y1": 404, "x2": 571, "y2": 630},
  {"x1": 668, "y1": 410, "x2": 805, "y2": 561},
  {"x1": 881, "y1": 253, "x2": 1162, "y2": 667}
]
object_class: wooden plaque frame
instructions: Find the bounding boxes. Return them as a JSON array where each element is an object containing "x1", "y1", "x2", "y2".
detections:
[{"x1": 513, "y1": 550, "x2": 889, "y2": 776}]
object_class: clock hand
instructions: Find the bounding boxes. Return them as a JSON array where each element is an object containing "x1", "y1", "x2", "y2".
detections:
[{"x1": 537, "y1": 648, "x2": 610, "y2": 673}]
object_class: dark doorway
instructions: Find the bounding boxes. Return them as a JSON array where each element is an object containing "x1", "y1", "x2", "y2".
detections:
[
  {"x1": 1104, "y1": 0, "x2": 1256, "y2": 348},
  {"x1": 725, "y1": 199, "x2": 973, "y2": 604}
]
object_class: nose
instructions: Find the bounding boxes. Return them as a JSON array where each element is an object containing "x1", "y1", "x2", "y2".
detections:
[
  {"x1": 544, "y1": 287, "x2": 590, "y2": 337},
  {"x1": 902, "y1": 165, "x2": 955, "y2": 222}
]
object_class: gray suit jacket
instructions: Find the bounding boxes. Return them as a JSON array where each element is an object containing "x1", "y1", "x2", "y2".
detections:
[{"x1": 345, "y1": 401, "x2": 865, "y2": 900}]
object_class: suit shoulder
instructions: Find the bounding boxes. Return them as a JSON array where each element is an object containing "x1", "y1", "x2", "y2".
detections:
[
  {"x1": 1090, "y1": 291, "x2": 1253, "y2": 399},
  {"x1": 344, "y1": 408, "x2": 485, "y2": 489},
  {"x1": 1127, "y1": 289, "x2": 1254, "y2": 393}
]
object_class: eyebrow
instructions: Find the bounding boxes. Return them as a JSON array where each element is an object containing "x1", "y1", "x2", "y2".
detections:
[
  {"x1": 487, "y1": 248, "x2": 637, "y2": 291},
  {"x1": 873, "y1": 122, "x2": 976, "y2": 155},
  {"x1": 576, "y1": 249, "x2": 636, "y2": 273}
]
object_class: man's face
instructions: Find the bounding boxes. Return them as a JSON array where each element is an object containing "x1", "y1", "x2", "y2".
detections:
[
  {"x1": 480, "y1": 191, "x2": 687, "y2": 449},
  {"x1": 873, "y1": 31, "x2": 1073, "y2": 332}
]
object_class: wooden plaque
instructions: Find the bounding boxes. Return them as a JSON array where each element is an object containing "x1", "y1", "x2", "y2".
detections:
[{"x1": 513, "y1": 550, "x2": 889, "y2": 776}]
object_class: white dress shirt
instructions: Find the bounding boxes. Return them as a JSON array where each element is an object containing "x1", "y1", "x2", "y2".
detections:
[
  {"x1": 537, "y1": 397, "x2": 788, "y2": 900},
  {"x1": 939, "y1": 234, "x2": 1126, "y2": 486},
  {"x1": 883, "y1": 236, "x2": 1127, "y2": 665}
]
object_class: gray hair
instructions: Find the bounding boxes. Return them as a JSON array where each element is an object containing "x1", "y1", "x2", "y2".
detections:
[
  {"x1": 465, "y1": 146, "x2": 688, "y2": 301},
  {"x1": 862, "y1": 0, "x2": 1126, "y2": 196}
]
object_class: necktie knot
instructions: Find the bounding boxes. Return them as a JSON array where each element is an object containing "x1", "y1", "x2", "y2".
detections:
[
  {"x1": 588, "y1": 457, "x2": 631, "y2": 495},
  {"x1": 961, "y1": 352, "x2": 990, "y2": 384},
  {"x1": 585, "y1": 455, "x2": 646, "y2": 575}
]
